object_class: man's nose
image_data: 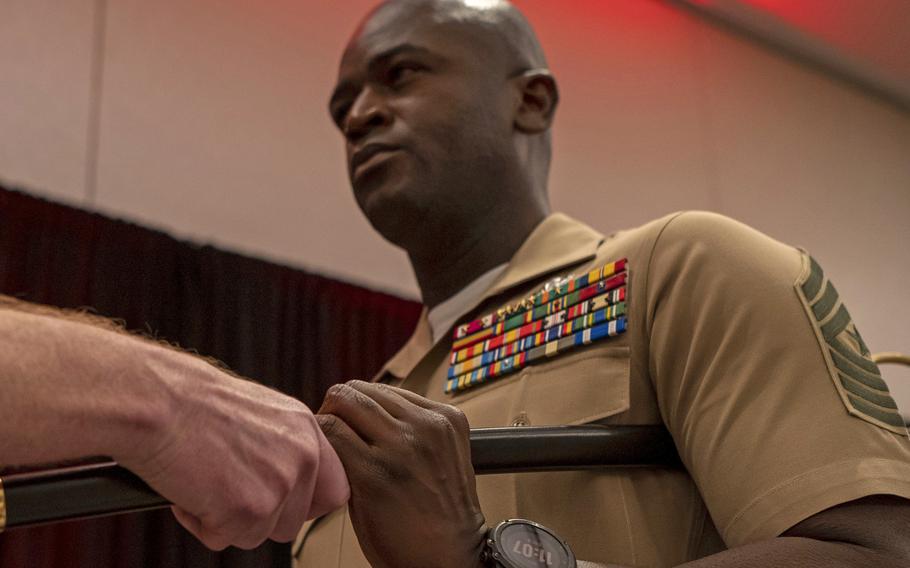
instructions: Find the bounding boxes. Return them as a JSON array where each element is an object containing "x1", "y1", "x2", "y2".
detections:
[{"x1": 344, "y1": 88, "x2": 391, "y2": 142}]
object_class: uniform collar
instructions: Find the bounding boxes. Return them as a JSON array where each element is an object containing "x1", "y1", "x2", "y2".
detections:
[
  {"x1": 486, "y1": 212, "x2": 605, "y2": 297},
  {"x1": 374, "y1": 213, "x2": 605, "y2": 381}
]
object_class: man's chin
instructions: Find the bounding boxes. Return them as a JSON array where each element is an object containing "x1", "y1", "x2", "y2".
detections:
[
  {"x1": 358, "y1": 198, "x2": 422, "y2": 250},
  {"x1": 353, "y1": 164, "x2": 401, "y2": 205},
  {"x1": 353, "y1": 171, "x2": 428, "y2": 246}
]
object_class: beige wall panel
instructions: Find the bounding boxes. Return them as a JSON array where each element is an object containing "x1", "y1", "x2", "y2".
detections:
[
  {"x1": 93, "y1": 0, "x2": 416, "y2": 296},
  {"x1": 520, "y1": 0, "x2": 714, "y2": 229},
  {"x1": 696, "y1": 22, "x2": 910, "y2": 412},
  {"x1": 0, "y1": 0, "x2": 95, "y2": 203}
]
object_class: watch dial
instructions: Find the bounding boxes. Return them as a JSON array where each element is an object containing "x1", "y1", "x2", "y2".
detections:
[{"x1": 499, "y1": 523, "x2": 571, "y2": 568}]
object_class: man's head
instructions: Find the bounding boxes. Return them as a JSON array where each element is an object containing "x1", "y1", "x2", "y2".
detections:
[{"x1": 329, "y1": 0, "x2": 558, "y2": 255}]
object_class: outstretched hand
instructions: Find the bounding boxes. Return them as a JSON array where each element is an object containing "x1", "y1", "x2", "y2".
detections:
[
  {"x1": 317, "y1": 380, "x2": 487, "y2": 568},
  {"x1": 115, "y1": 350, "x2": 350, "y2": 551}
]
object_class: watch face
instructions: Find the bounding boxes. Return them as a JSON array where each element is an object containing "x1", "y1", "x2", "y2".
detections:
[{"x1": 497, "y1": 522, "x2": 572, "y2": 568}]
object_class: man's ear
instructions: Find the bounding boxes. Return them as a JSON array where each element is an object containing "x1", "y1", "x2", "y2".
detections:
[{"x1": 513, "y1": 69, "x2": 559, "y2": 134}]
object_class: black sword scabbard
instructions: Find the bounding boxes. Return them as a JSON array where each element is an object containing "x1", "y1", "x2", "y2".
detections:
[{"x1": 0, "y1": 425, "x2": 679, "y2": 531}]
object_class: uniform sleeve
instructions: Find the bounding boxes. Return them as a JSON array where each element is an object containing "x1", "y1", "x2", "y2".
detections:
[{"x1": 645, "y1": 211, "x2": 910, "y2": 548}]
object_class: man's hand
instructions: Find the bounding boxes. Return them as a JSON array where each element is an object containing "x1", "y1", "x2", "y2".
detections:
[
  {"x1": 317, "y1": 380, "x2": 487, "y2": 568},
  {"x1": 115, "y1": 348, "x2": 350, "y2": 551},
  {"x1": 0, "y1": 303, "x2": 349, "y2": 551}
]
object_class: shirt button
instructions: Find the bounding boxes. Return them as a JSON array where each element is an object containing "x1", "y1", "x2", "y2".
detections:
[{"x1": 511, "y1": 412, "x2": 530, "y2": 427}]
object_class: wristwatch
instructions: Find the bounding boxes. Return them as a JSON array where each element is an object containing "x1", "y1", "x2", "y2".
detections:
[{"x1": 482, "y1": 519, "x2": 577, "y2": 568}]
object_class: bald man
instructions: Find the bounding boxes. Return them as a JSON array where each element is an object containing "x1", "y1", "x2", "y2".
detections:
[{"x1": 297, "y1": 1, "x2": 910, "y2": 567}]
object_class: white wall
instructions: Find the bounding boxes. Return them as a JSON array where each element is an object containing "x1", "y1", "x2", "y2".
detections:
[
  {"x1": 2, "y1": 0, "x2": 908, "y2": 411},
  {"x1": 0, "y1": 0, "x2": 96, "y2": 202}
]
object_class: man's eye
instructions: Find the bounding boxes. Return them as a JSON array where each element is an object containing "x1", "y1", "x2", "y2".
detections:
[{"x1": 387, "y1": 63, "x2": 423, "y2": 86}]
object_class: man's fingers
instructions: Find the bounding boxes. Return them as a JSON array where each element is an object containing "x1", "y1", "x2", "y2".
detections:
[
  {"x1": 309, "y1": 430, "x2": 351, "y2": 517},
  {"x1": 342, "y1": 380, "x2": 468, "y2": 432},
  {"x1": 171, "y1": 506, "x2": 232, "y2": 551},
  {"x1": 270, "y1": 431, "x2": 349, "y2": 541},
  {"x1": 380, "y1": 382, "x2": 462, "y2": 415},
  {"x1": 334, "y1": 381, "x2": 471, "y2": 455},
  {"x1": 268, "y1": 473, "x2": 318, "y2": 543},
  {"x1": 316, "y1": 412, "x2": 370, "y2": 460},
  {"x1": 319, "y1": 382, "x2": 400, "y2": 443},
  {"x1": 344, "y1": 380, "x2": 424, "y2": 419},
  {"x1": 171, "y1": 505, "x2": 203, "y2": 539},
  {"x1": 382, "y1": 383, "x2": 472, "y2": 434}
]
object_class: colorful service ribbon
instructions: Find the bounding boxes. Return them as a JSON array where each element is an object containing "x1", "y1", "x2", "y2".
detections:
[
  {"x1": 446, "y1": 316, "x2": 628, "y2": 394},
  {"x1": 452, "y1": 258, "x2": 627, "y2": 341},
  {"x1": 445, "y1": 258, "x2": 630, "y2": 395}
]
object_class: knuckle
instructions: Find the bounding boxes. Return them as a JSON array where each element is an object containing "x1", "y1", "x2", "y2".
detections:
[
  {"x1": 400, "y1": 426, "x2": 423, "y2": 451},
  {"x1": 323, "y1": 383, "x2": 351, "y2": 407},
  {"x1": 276, "y1": 463, "x2": 300, "y2": 497},
  {"x1": 201, "y1": 535, "x2": 230, "y2": 552},
  {"x1": 441, "y1": 404, "x2": 469, "y2": 431},
  {"x1": 234, "y1": 530, "x2": 269, "y2": 551},
  {"x1": 233, "y1": 491, "x2": 276, "y2": 525},
  {"x1": 324, "y1": 383, "x2": 373, "y2": 412},
  {"x1": 425, "y1": 411, "x2": 458, "y2": 437},
  {"x1": 372, "y1": 381, "x2": 395, "y2": 395},
  {"x1": 316, "y1": 413, "x2": 341, "y2": 438},
  {"x1": 439, "y1": 404, "x2": 468, "y2": 427},
  {"x1": 312, "y1": 414, "x2": 346, "y2": 446},
  {"x1": 203, "y1": 512, "x2": 234, "y2": 535},
  {"x1": 197, "y1": 522, "x2": 233, "y2": 551},
  {"x1": 270, "y1": 524, "x2": 300, "y2": 544},
  {"x1": 408, "y1": 414, "x2": 453, "y2": 453}
]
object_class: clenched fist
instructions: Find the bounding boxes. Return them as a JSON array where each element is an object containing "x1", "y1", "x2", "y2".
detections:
[{"x1": 117, "y1": 347, "x2": 351, "y2": 550}]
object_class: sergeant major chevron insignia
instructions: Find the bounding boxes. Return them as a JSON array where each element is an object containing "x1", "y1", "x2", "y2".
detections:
[{"x1": 796, "y1": 253, "x2": 907, "y2": 436}]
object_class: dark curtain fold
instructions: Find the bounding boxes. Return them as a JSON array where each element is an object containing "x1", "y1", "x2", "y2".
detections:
[{"x1": 0, "y1": 185, "x2": 421, "y2": 568}]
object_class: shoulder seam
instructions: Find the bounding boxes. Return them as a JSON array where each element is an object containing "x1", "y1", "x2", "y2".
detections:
[{"x1": 642, "y1": 211, "x2": 689, "y2": 348}]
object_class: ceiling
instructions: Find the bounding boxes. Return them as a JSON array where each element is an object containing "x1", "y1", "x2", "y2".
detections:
[{"x1": 675, "y1": 0, "x2": 910, "y2": 111}]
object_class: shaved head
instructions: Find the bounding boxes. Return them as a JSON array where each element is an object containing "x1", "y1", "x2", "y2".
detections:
[{"x1": 361, "y1": 0, "x2": 549, "y2": 73}]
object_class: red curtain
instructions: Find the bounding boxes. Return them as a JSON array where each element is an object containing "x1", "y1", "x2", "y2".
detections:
[{"x1": 0, "y1": 185, "x2": 421, "y2": 567}]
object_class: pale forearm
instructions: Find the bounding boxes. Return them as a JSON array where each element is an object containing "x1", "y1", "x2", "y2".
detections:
[
  {"x1": 0, "y1": 298, "x2": 351, "y2": 550},
  {"x1": 578, "y1": 537, "x2": 905, "y2": 568},
  {"x1": 0, "y1": 305, "x2": 176, "y2": 467}
]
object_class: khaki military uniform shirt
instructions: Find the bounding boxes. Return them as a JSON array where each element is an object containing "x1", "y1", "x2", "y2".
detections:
[{"x1": 294, "y1": 211, "x2": 910, "y2": 567}]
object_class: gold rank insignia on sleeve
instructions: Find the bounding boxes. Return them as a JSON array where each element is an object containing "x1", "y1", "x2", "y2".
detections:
[{"x1": 796, "y1": 253, "x2": 907, "y2": 436}]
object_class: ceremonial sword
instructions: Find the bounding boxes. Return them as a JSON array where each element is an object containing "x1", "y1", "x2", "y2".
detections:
[{"x1": 0, "y1": 425, "x2": 679, "y2": 531}]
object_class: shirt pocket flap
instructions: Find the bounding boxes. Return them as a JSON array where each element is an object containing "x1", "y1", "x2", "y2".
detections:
[{"x1": 515, "y1": 345, "x2": 630, "y2": 426}]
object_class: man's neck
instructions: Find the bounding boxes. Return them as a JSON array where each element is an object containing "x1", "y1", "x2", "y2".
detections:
[{"x1": 410, "y1": 207, "x2": 548, "y2": 309}]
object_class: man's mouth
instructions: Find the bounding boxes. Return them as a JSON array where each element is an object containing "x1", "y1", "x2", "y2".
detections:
[{"x1": 351, "y1": 143, "x2": 403, "y2": 179}]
